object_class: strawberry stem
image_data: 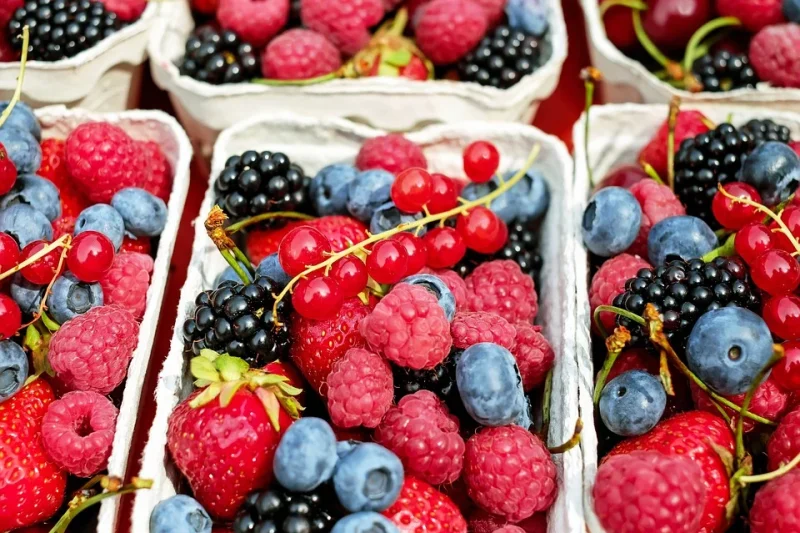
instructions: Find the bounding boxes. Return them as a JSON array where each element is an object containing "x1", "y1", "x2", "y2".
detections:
[
  {"x1": 225, "y1": 211, "x2": 316, "y2": 234},
  {"x1": 718, "y1": 184, "x2": 800, "y2": 254},
  {"x1": 0, "y1": 26, "x2": 29, "y2": 130},
  {"x1": 580, "y1": 67, "x2": 602, "y2": 189},
  {"x1": 48, "y1": 477, "x2": 152, "y2": 533},
  {"x1": 739, "y1": 451, "x2": 800, "y2": 485},
  {"x1": 682, "y1": 17, "x2": 742, "y2": 92}
]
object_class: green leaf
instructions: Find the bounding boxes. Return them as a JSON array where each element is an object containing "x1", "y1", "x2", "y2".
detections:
[
  {"x1": 215, "y1": 354, "x2": 249, "y2": 382},
  {"x1": 189, "y1": 382, "x2": 222, "y2": 408},
  {"x1": 190, "y1": 356, "x2": 220, "y2": 384},
  {"x1": 219, "y1": 380, "x2": 245, "y2": 407},
  {"x1": 276, "y1": 394, "x2": 302, "y2": 420},
  {"x1": 250, "y1": 374, "x2": 290, "y2": 387},
  {"x1": 199, "y1": 349, "x2": 221, "y2": 362},
  {"x1": 378, "y1": 63, "x2": 400, "y2": 77},
  {"x1": 383, "y1": 48, "x2": 412, "y2": 67},
  {"x1": 276, "y1": 381, "x2": 304, "y2": 397},
  {"x1": 255, "y1": 387, "x2": 281, "y2": 431}
]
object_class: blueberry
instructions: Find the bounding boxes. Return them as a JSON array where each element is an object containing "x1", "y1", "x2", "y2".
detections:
[
  {"x1": 0, "y1": 126, "x2": 41, "y2": 174},
  {"x1": 647, "y1": 215, "x2": 717, "y2": 266},
  {"x1": 255, "y1": 253, "x2": 291, "y2": 285},
  {"x1": 506, "y1": 0, "x2": 550, "y2": 36},
  {"x1": 347, "y1": 170, "x2": 394, "y2": 222},
  {"x1": 213, "y1": 262, "x2": 252, "y2": 287},
  {"x1": 0, "y1": 174, "x2": 61, "y2": 221},
  {"x1": 686, "y1": 307, "x2": 774, "y2": 395},
  {"x1": 456, "y1": 342, "x2": 525, "y2": 426},
  {"x1": 111, "y1": 188, "x2": 168, "y2": 237},
  {"x1": 401, "y1": 274, "x2": 456, "y2": 321},
  {"x1": 599, "y1": 370, "x2": 666, "y2": 436},
  {"x1": 10, "y1": 274, "x2": 44, "y2": 314},
  {"x1": 739, "y1": 141, "x2": 800, "y2": 206},
  {"x1": 0, "y1": 341, "x2": 28, "y2": 404},
  {"x1": 332, "y1": 512, "x2": 400, "y2": 533},
  {"x1": 150, "y1": 495, "x2": 212, "y2": 533},
  {"x1": 337, "y1": 439, "x2": 360, "y2": 460},
  {"x1": 274, "y1": 417, "x2": 338, "y2": 492},
  {"x1": 582, "y1": 187, "x2": 642, "y2": 257},
  {"x1": 333, "y1": 442, "x2": 404, "y2": 513},
  {"x1": 75, "y1": 204, "x2": 125, "y2": 251},
  {"x1": 312, "y1": 164, "x2": 358, "y2": 216},
  {"x1": 47, "y1": 273, "x2": 103, "y2": 324},
  {"x1": 0, "y1": 204, "x2": 53, "y2": 247},
  {"x1": 369, "y1": 202, "x2": 425, "y2": 235},
  {"x1": 0, "y1": 101, "x2": 41, "y2": 140},
  {"x1": 515, "y1": 394, "x2": 533, "y2": 430},
  {"x1": 462, "y1": 179, "x2": 524, "y2": 223},
  {"x1": 786, "y1": 0, "x2": 800, "y2": 22},
  {"x1": 515, "y1": 168, "x2": 550, "y2": 223}
]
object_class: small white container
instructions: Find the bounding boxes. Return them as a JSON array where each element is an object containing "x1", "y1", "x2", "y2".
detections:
[
  {"x1": 147, "y1": 0, "x2": 568, "y2": 157},
  {"x1": 571, "y1": 103, "x2": 800, "y2": 532},
  {"x1": 130, "y1": 114, "x2": 584, "y2": 532}
]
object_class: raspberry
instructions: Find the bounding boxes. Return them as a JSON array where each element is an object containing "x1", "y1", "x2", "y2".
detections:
[
  {"x1": 791, "y1": 141, "x2": 800, "y2": 157},
  {"x1": 374, "y1": 390, "x2": 465, "y2": 485},
  {"x1": 355, "y1": 134, "x2": 428, "y2": 176},
  {"x1": 360, "y1": 283, "x2": 452, "y2": 369},
  {"x1": 38, "y1": 139, "x2": 70, "y2": 190},
  {"x1": 691, "y1": 376, "x2": 789, "y2": 433},
  {"x1": 99, "y1": 252, "x2": 153, "y2": 320},
  {"x1": 137, "y1": 141, "x2": 172, "y2": 202},
  {"x1": 262, "y1": 29, "x2": 342, "y2": 80},
  {"x1": 48, "y1": 305, "x2": 139, "y2": 394},
  {"x1": 468, "y1": 509, "x2": 547, "y2": 533},
  {"x1": 767, "y1": 406, "x2": 800, "y2": 470},
  {"x1": 593, "y1": 451, "x2": 706, "y2": 533},
  {"x1": 218, "y1": 0, "x2": 289, "y2": 48},
  {"x1": 414, "y1": 0, "x2": 488, "y2": 65},
  {"x1": 471, "y1": 0, "x2": 505, "y2": 25},
  {"x1": 715, "y1": 0, "x2": 784, "y2": 32},
  {"x1": 428, "y1": 269, "x2": 469, "y2": 311},
  {"x1": 512, "y1": 322, "x2": 554, "y2": 391},
  {"x1": 495, "y1": 527, "x2": 526, "y2": 533},
  {"x1": 41, "y1": 390, "x2": 118, "y2": 477},
  {"x1": 638, "y1": 111, "x2": 711, "y2": 178},
  {"x1": 466, "y1": 260, "x2": 538, "y2": 324},
  {"x1": 326, "y1": 348, "x2": 393, "y2": 428},
  {"x1": 750, "y1": 23, "x2": 800, "y2": 88},
  {"x1": 451, "y1": 311, "x2": 517, "y2": 350},
  {"x1": 309, "y1": 216, "x2": 369, "y2": 253},
  {"x1": 626, "y1": 179, "x2": 686, "y2": 256},
  {"x1": 53, "y1": 216, "x2": 76, "y2": 239},
  {"x1": 464, "y1": 425, "x2": 556, "y2": 521},
  {"x1": 589, "y1": 253, "x2": 651, "y2": 333},
  {"x1": 65, "y1": 123, "x2": 147, "y2": 203},
  {"x1": 301, "y1": 0, "x2": 385, "y2": 55},
  {"x1": 100, "y1": 0, "x2": 147, "y2": 21},
  {"x1": 749, "y1": 469, "x2": 800, "y2": 532}
]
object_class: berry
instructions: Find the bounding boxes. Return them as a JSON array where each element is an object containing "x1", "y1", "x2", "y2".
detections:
[
  {"x1": 256, "y1": 253, "x2": 291, "y2": 286},
  {"x1": 0, "y1": 101, "x2": 39, "y2": 141},
  {"x1": 347, "y1": 169, "x2": 395, "y2": 222},
  {"x1": 262, "y1": 28, "x2": 341, "y2": 80},
  {"x1": 47, "y1": 272, "x2": 103, "y2": 324},
  {"x1": 330, "y1": 256, "x2": 368, "y2": 298},
  {"x1": 180, "y1": 26, "x2": 259, "y2": 84},
  {"x1": 599, "y1": 370, "x2": 666, "y2": 436},
  {"x1": 711, "y1": 182, "x2": 763, "y2": 230},
  {"x1": 468, "y1": 509, "x2": 547, "y2": 533},
  {"x1": 638, "y1": 111, "x2": 711, "y2": 178},
  {"x1": 0, "y1": 143, "x2": 17, "y2": 196},
  {"x1": 740, "y1": 141, "x2": 800, "y2": 206},
  {"x1": 120, "y1": 234, "x2": 151, "y2": 254},
  {"x1": 370, "y1": 202, "x2": 424, "y2": 235},
  {"x1": 691, "y1": 50, "x2": 758, "y2": 92},
  {"x1": 0, "y1": 174, "x2": 61, "y2": 222},
  {"x1": 582, "y1": 187, "x2": 642, "y2": 257},
  {"x1": 466, "y1": 260, "x2": 538, "y2": 324},
  {"x1": 74, "y1": 204, "x2": 125, "y2": 251},
  {"x1": 506, "y1": 0, "x2": 549, "y2": 36},
  {"x1": 625, "y1": 178, "x2": 686, "y2": 256},
  {"x1": 736, "y1": 222, "x2": 775, "y2": 264},
  {"x1": 742, "y1": 118, "x2": 793, "y2": 146},
  {"x1": 333, "y1": 513, "x2": 399, "y2": 533},
  {"x1": 20, "y1": 240, "x2": 64, "y2": 285},
  {"x1": 423, "y1": 227, "x2": 466, "y2": 269},
  {"x1": 311, "y1": 164, "x2": 358, "y2": 217},
  {"x1": 391, "y1": 232, "x2": 427, "y2": 277},
  {"x1": 451, "y1": 311, "x2": 516, "y2": 350},
  {"x1": 333, "y1": 442, "x2": 404, "y2": 513},
  {"x1": 101, "y1": 0, "x2": 147, "y2": 20},
  {"x1": 763, "y1": 293, "x2": 800, "y2": 340},
  {"x1": 716, "y1": 0, "x2": 784, "y2": 32},
  {"x1": 420, "y1": 268, "x2": 469, "y2": 311},
  {"x1": 512, "y1": 322, "x2": 553, "y2": 391},
  {"x1": 137, "y1": 140, "x2": 172, "y2": 202},
  {"x1": 98, "y1": 252, "x2": 152, "y2": 320},
  {"x1": 458, "y1": 25, "x2": 545, "y2": 88},
  {"x1": 749, "y1": 469, "x2": 800, "y2": 533},
  {"x1": 648, "y1": 215, "x2": 717, "y2": 266},
  {"x1": 67, "y1": 231, "x2": 115, "y2": 283},
  {"x1": 9, "y1": 273, "x2": 44, "y2": 315},
  {"x1": 787, "y1": 0, "x2": 800, "y2": 20},
  {"x1": 327, "y1": 348, "x2": 393, "y2": 428},
  {"x1": 0, "y1": 127, "x2": 40, "y2": 174},
  {"x1": 770, "y1": 205, "x2": 800, "y2": 253},
  {"x1": 402, "y1": 274, "x2": 456, "y2": 321},
  {"x1": 595, "y1": 165, "x2": 648, "y2": 192},
  {"x1": 37, "y1": 139, "x2": 68, "y2": 189},
  {"x1": 300, "y1": 0, "x2": 384, "y2": 55},
  {"x1": 356, "y1": 135, "x2": 427, "y2": 176},
  {"x1": 367, "y1": 240, "x2": 409, "y2": 284},
  {"x1": 111, "y1": 187, "x2": 167, "y2": 237},
  {"x1": 382, "y1": 476, "x2": 467, "y2": 533},
  {"x1": 311, "y1": 215, "x2": 370, "y2": 253},
  {"x1": 463, "y1": 141, "x2": 500, "y2": 184},
  {"x1": 690, "y1": 375, "x2": 789, "y2": 432},
  {"x1": 293, "y1": 276, "x2": 344, "y2": 321},
  {"x1": 0, "y1": 340, "x2": 27, "y2": 401},
  {"x1": 274, "y1": 417, "x2": 338, "y2": 492},
  {"x1": 279, "y1": 226, "x2": 332, "y2": 276},
  {"x1": 427, "y1": 173, "x2": 458, "y2": 214},
  {"x1": 391, "y1": 168, "x2": 433, "y2": 214},
  {"x1": 150, "y1": 496, "x2": 212, "y2": 533},
  {"x1": 767, "y1": 406, "x2": 800, "y2": 470},
  {"x1": 457, "y1": 342, "x2": 525, "y2": 426},
  {"x1": 415, "y1": 0, "x2": 487, "y2": 65},
  {"x1": 457, "y1": 206, "x2": 506, "y2": 254},
  {"x1": 641, "y1": 0, "x2": 711, "y2": 50},
  {"x1": 233, "y1": 484, "x2": 340, "y2": 533},
  {"x1": 218, "y1": 0, "x2": 288, "y2": 48},
  {"x1": 0, "y1": 204, "x2": 53, "y2": 248},
  {"x1": 752, "y1": 248, "x2": 800, "y2": 295},
  {"x1": 773, "y1": 341, "x2": 800, "y2": 390},
  {"x1": 589, "y1": 253, "x2": 651, "y2": 332},
  {"x1": 750, "y1": 23, "x2": 800, "y2": 87},
  {"x1": 58, "y1": 186, "x2": 91, "y2": 219}
]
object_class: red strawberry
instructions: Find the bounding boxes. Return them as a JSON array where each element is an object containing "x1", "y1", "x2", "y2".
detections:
[
  {"x1": 383, "y1": 476, "x2": 468, "y2": 533},
  {"x1": 120, "y1": 235, "x2": 152, "y2": 255},
  {"x1": 246, "y1": 220, "x2": 307, "y2": 265},
  {"x1": 309, "y1": 215, "x2": 369, "y2": 253},
  {"x1": 638, "y1": 110, "x2": 711, "y2": 178},
  {"x1": 59, "y1": 186, "x2": 91, "y2": 219},
  {"x1": 37, "y1": 139, "x2": 70, "y2": 190}
]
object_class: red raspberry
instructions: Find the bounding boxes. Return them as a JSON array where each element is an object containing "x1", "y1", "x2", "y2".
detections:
[
  {"x1": 464, "y1": 425, "x2": 556, "y2": 521},
  {"x1": 605, "y1": 348, "x2": 658, "y2": 382},
  {"x1": 716, "y1": 0, "x2": 784, "y2": 33},
  {"x1": 750, "y1": 469, "x2": 800, "y2": 532},
  {"x1": 99, "y1": 252, "x2": 153, "y2": 320},
  {"x1": 360, "y1": 283, "x2": 452, "y2": 369},
  {"x1": 375, "y1": 390, "x2": 465, "y2": 485},
  {"x1": 247, "y1": 220, "x2": 307, "y2": 265},
  {"x1": 414, "y1": 0, "x2": 487, "y2": 65},
  {"x1": 52, "y1": 216, "x2": 76, "y2": 239},
  {"x1": 59, "y1": 186, "x2": 91, "y2": 219},
  {"x1": 137, "y1": 141, "x2": 172, "y2": 202},
  {"x1": 218, "y1": 0, "x2": 289, "y2": 48},
  {"x1": 466, "y1": 260, "x2": 538, "y2": 324},
  {"x1": 589, "y1": 253, "x2": 651, "y2": 333},
  {"x1": 494, "y1": 527, "x2": 525, "y2": 533},
  {"x1": 301, "y1": 0, "x2": 385, "y2": 55},
  {"x1": 120, "y1": 236, "x2": 151, "y2": 255},
  {"x1": 471, "y1": 0, "x2": 505, "y2": 25},
  {"x1": 626, "y1": 179, "x2": 686, "y2": 256},
  {"x1": 750, "y1": 23, "x2": 800, "y2": 88},
  {"x1": 48, "y1": 305, "x2": 139, "y2": 394},
  {"x1": 638, "y1": 111, "x2": 711, "y2": 178},
  {"x1": 38, "y1": 139, "x2": 70, "y2": 190},
  {"x1": 512, "y1": 322, "x2": 554, "y2": 391},
  {"x1": 593, "y1": 451, "x2": 707, "y2": 533},
  {"x1": 690, "y1": 376, "x2": 789, "y2": 433},
  {"x1": 65, "y1": 123, "x2": 147, "y2": 203},
  {"x1": 326, "y1": 348, "x2": 393, "y2": 428},
  {"x1": 41, "y1": 390, "x2": 118, "y2": 477},
  {"x1": 356, "y1": 134, "x2": 428, "y2": 175},
  {"x1": 451, "y1": 311, "x2": 516, "y2": 350},
  {"x1": 99, "y1": 0, "x2": 146, "y2": 21},
  {"x1": 427, "y1": 268, "x2": 469, "y2": 311},
  {"x1": 262, "y1": 29, "x2": 342, "y2": 80},
  {"x1": 469, "y1": 509, "x2": 547, "y2": 533},
  {"x1": 310, "y1": 216, "x2": 369, "y2": 253},
  {"x1": 767, "y1": 406, "x2": 800, "y2": 470}
]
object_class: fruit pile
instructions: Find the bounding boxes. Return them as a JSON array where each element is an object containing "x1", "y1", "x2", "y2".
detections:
[
  {"x1": 0, "y1": 101, "x2": 172, "y2": 530},
  {"x1": 156, "y1": 134, "x2": 569, "y2": 533},
  {"x1": 582, "y1": 98, "x2": 800, "y2": 532},
  {"x1": 598, "y1": 0, "x2": 800, "y2": 91},
  {"x1": 178, "y1": 0, "x2": 552, "y2": 89}
]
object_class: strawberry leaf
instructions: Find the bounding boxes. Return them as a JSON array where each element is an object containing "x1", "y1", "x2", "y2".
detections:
[
  {"x1": 255, "y1": 387, "x2": 282, "y2": 431},
  {"x1": 189, "y1": 382, "x2": 223, "y2": 408},
  {"x1": 219, "y1": 380, "x2": 245, "y2": 407},
  {"x1": 383, "y1": 48, "x2": 412, "y2": 67},
  {"x1": 191, "y1": 356, "x2": 220, "y2": 384},
  {"x1": 215, "y1": 354, "x2": 249, "y2": 382}
]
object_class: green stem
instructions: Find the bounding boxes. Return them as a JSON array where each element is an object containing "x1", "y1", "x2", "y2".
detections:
[
  {"x1": 387, "y1": 7, "x2": 408, "y2": 36},
  {"x1": 666, "y1": 98, "x2": 679, "y2": 190},
  {"x1": 682, "y1": 17, "x2": 742, "y2": 91},
  {"x1": 594, "y1": 348, "x2": 622, "y2": 404},
  {"x1": 598, "y1": 0, "x2": 647, "y2": 17},
  {"x1": 641, "y1": 162, "x2": 666, "y2": 186},
  {"x1": 40, "y1": 310, "x2": 60, "y2": 332},
  {"x1": 739, "y1": 451, "x2": 800, "y2": 485},
  {"x1": 0, "y1": 26, "x2": 29, "y2": 130},
  {"x1": 583, "y1": 76, "x2": 596, "y2": 189},
  {"x1": 735, "y1": 347, "x2": 785, "y2": 463},
  {"x1": 702, "y1": 233, "x2": 736, "y2": 262},
  {"x1": 49, "y1": 479, "x2": 152, "y2": 533},
  {"x1": 595, "y1": 305, "x2": 646, "y2": 326},
  {"x1": 221, "y1": 249, "x2": 251, "y2": 284},
  {"x1": 549, "y1": 419, "x2": 583, "y2": 454},
  {"x1": 632, "y1": 9, "x2": 677, "y2": 72},
  {"x1": 225, "y1": 211, "x2": 316, "y2": 234},
  {"x1": 541, "y1": 369, "x2": 553, "y2": 437},
  {"x1": 232, "y1": 246, "x2": 255, "y2": 275}
]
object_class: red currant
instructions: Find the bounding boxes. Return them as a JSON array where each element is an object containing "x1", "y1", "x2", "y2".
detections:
[
  {"x1": 0, "y1": 143, "x2": 17, "y2": 196},
  {"x1": 456, "y1": 206, "x2": 505, "y2": 254},
  {"x1": 66, "y1": 231, "x2": 115, "y2": 283},
  {"x1": 772, "y1": 341, "x2": 800, "y2": 391},
  {"x1": 463, "y1": 141, "x2": 500, "y2": 183},
  {"x1": 0, "y1": 233, "x2": 20, "y2": 274},
  {"x1": 594, "y1": 165, "x2": 647, "y2": 192},
  {"x1": 734, "y1": 223, "x2": 774, "y2": 264},
  {"x1": 427, "y1": 173, "x2": 459, "y2": 214},
  {"x1": 278, "y1": 227, "x2": 332, "y2": 277},
  {"x1": 0, "y1": 293, "x2": 21, "y2": 340},
  {"x1": 763, "y1": 294, "x2": 800, "y2": 341},
  {"x1": 329, "y1": 256, "x2": 368, "y2": 297},
  {"x1": 292, "y1": 276, "x2": 343, "y2": 321},
  {"x1": 390, "y1": 232, "x2": 427, "y2": 276},
  {"x1": 391, "y1": 168, "x2": 433, "y2": 214},
  {"x1": 20, "y1": 241, "x2": 64, "y2": 285},
  {"x1": 711, "y1": 182, "x2": 763, "y2": 230},
  {"x1": 769, "y1": 205, "x2": 800, "y2": 253},
  {"x1": 422, "y1": 227, "x2": 466, "y2": 269},
  {"x1": 366, "y1": 240, "x2": 408, "y2": 284},
  {"x1": 751, "y1": 249, "x2": 800, "y2": 296}
]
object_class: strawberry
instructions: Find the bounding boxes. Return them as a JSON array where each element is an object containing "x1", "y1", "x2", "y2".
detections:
[
  {"x1": 309, "y1": 215, "x2": 369, "y2": 253},
  {"x1": 59, "y1": 186, "x2": 91, "y2": 219},
  {"x1": 638, "y1": 110, "x2": 711, "y2": 178},
  {"x1": 120, "y1": 235, "x2": 152, "y2": 255},
  {"x1": 37, "y1": 139, "x2": 70, "y2": 190},
  {"x1": 246, "y1": 220, "x2": 307, "y2": 265},
  {"x1": 382, "y1": 476, "x2": 468, "y2": 533}
]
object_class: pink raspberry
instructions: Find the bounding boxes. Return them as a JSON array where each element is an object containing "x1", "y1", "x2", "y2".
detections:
[
  {"x1": 48, "y1": 305, "x2": 139, "y2": 394},
  {"x1": 494, "y1": 527, "x2": 526, "y2": 533},
  {"x1": 65, "y1": 122, "x2": 147, "y2": 203},
  {"x1": 301, "y1": 0, "x2": 384, "y2": 56},
  {"x1": 218, "y1": 0, "x2": 289, "y2": 48},
  {"x1": 468, "y1": 509, "x2": 547, "y2": 533},
  {"x1": 356, "y1": 134, "x2": 428, "y2": 175},
  {"x1": 471, "y1": 0, "x2": 505, "y2": 25},
  {"x1": 99, "y1": 252, "x2": 153, "y2": 320},
  {"x1": 749, "y1": 469, "x2": 800, "y2": 532},
  {"x1": 715, "y1": 0, "x2": 784, "y2": 33},
  {"x1": 326, "y1": 348, "x2": 393, "y2": 428},
  {"x1": 41, "y1": 390, "x2": 118, "y2": 477},
  {"x1": 262, "y1": 29, "x2": 342, "y2": 80},
  {"x1": 750, "y1": 23, "x2": 800, "y2": 88},
  {"x1": 512, "y1": 323, "x2": 554, "y2": 391},
  {"x1": 464, "y1": 425, "x2": 556, "y2": 521},
  {"x1": 360, "y1": 283, "x2": 452, "y2": 369},
  {"x1": 691, "y1": 376, "x2": 789, "y2": 434},
  {"x1": 638, "y1": 111, "x2": 710, "y2": 178},
  {"x1": 374, "y1": 390, "x2": 465, "y2": 485},
  {"x1": 451, "y1": 311, "x2": 517, "y2": 350},
  {"x1": 137, "y1": 141, "x2": 172, "y2": 202},
  {"x1": 767, "y1": 406, "x2": 800, "y2": 470},
  {"x1": 99, "y1": 0, "x2": 146, "y2": 21},
  {"x1": 466, "y1": 260, "x2": 538, "y2": 324},
  {"x1": 414, "y1": 0, "x2": 488, "y2": 65},
  {"x1": 421, "y1": 268, "x2": 469, "y2": 311},
  {"x1": 626, "y1": 179, "x2": 685, "y2": 256},
  {"x1": 589, "y1": 253, "x2": 651, "y2": 333}
]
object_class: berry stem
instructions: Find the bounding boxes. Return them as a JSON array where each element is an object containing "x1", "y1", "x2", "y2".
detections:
[
  {"x1": 739, "y1": 451, "x2": 800, "y2": 485},
  {"x1": 598, "y1": 0, "x2": 647, "y2": 18},
  {"x1": 593, "y1": 305, "x2": 646, "y2": 339},
  {"x1": 547, "y1": 418, "x2": 583, "y2": 454},
  {"x1": 33, "y1": 242, "x2": 70, "y2": 327},
  {"x1": 701, "y1": 233, "x2": 736, "y2": 262},
  {"x1": 682, "y1": 17, "x2": 742, "y2": 92},
  {"x1": 386, "y1": 7, "x2": 408, "y2": 36},
  {"x1": 231, "y1": 246, "x2": 255, "y2": 276},
  {"x1": 541, "y1": 368, "x2": 553, "y2": 437},
  {"x1": 666, "y1": 96, "x2": 680, "y2": 189},
  {"x1": 48, "y1": 477, "x2": 152, "y2": 533},
  {"x1": 221, "y1": 248, "x2": 251, "y2": 284},
  {"x1": 718, "y1": 184, "x2": 800, "y2": 254},
  {"x1": 580, "y1": 67, "x2": 602, "y2": 188},
  {"x1": 0, "y1": 234, "x2": 71, "y2": 282},
  {"x1": 640, "y1": 162, "x2": 666, "y2": 186},
  {"x1": 593, "y1": 326, "x2": 632, "y2": 404},
  {"x1": 224, "y1": 211, "x2": 316, "y2": 235},
  {"x1": 632, "y1": 10, "x2": 683, "y2": 78},
  {"x1": 0, "y1": 26, "x2": 29, "y2": 130}
]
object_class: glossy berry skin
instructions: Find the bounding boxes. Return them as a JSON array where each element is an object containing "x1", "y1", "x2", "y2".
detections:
[
  {"x1": 391, "y1": 233, "x2": 427, "y2": 276},
  {"x1": 647, "y1": 215, "x2": 717, "y2": 267},
  {"x1": 457, "y1": 206, "x2": 506, "y2": 254},
  {"x1": 66, "y1": 231, "x2": 115, "y2": 283},
  {"x1": 0, "y1": 294, "x2": 21, "y2": 340},
  {"x1": 711, "y1": 182, "x2": 763, "y2": 230},
  {"x1": 764, "y1": 294, "x2": 800, "y2": 340},
  {"x1": 751, "y1": 249, "x2": 800, "y2": 295},
  {"x1": 20, "y1": 241, "x2": 63, "y2": 285},
  {"x1": 0, "y1": 232, "x2": 20, "y2": 274},
  {"x1": 293, "y1": 276, "x2": 344, "y2": 321},
  {"x1": 736, "y1": 222, "x2": 776, "y2": 264},
  {"x1": 772, "y1": 341, "x2": 800, "y2": 391},
  {"x1": 423, "y1": 227, "x2": 466, "y2": 269},
  {"x1": 0, "y1": 143, "x2": 17, "y2": 196},
  {"x1": 391, "y1": 168, "x2": 433, "y2": 214},
  {"x1": 642, "y1": 0, "x2": 711, "y2": 51},
  {"x1": 599, "y1": 370, "x2": 667, "y2": 436},
  {"x1": 770, "y1": 205, "x2": 800, "y2": 253},
  {"x1": 278, "y1": 226, "x2": 332, "y2": 276},
  {"x1": 330, "y1": 256, "x2": 368, "y2": 297},
  {"x1": 463, "y1": 141, "x2": 500, "y2": 183},
  {"x1": 367, "y1": 240, "x2": 409, "y2": 284},
  {"x1": 739, "y1": 141, "x2": 800, "y2": 206},
  {"x1": 427, "y1": 173, "x2": 458, "y2": 214}
]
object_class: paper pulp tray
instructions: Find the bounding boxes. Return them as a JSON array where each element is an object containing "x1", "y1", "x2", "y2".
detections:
[
  {"x1": 571, "y1": 103, "x2": 800, "y2": 532},
  {"x1": 130, "y1": 114, "x2": 583, "y2": 532},
  {"x1": 0, "y1": 3, "x2": 162, "y2": 111},
  {"x1": 33, "y1": 106, "x2": 193, "y2": 532},
  {"x1": 147, "y1": 0, "x2": 567, "y2": 157}
]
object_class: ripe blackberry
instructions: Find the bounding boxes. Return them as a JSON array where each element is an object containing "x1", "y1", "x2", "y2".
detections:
[
  {"x1": 691, "y1": 50, "x2": 758, "y2": 92},
  {"x1": 233, "y1": 484, "x2": 342, "y2": 533},
  {"x1": 612, "y1": 257, "x2": 760, "y2": 350},
  {"x1": 458, "y1": 25, "x2": 546, "y2": 89},
  {"x1": 214, "y1": 150, "x2": 311, "y2": 222},
  {"x1": 288, "y1": 0, "x2": 302, "y2": 28},
  {"x1": 674, "y1": 123, "x2": 757, "y2": 228},
  {"x1": 453, "y1": 221, "x2": 543, "y2": 284},
  {"x1": 179, "y1": 26, "x2": 259, "y2": 85},
  {"x1": 182, "y1": 276, "x2": 291, "y2": 367},
  {"x1": 392, "y1": 350, "x2": 459, "y2": 404},
  {"x1": 8, "y1": 0, "x2": 123, "y2": 62},
  {"x1": 740, "y1": 119, "x2": 792, "y2": 146}
]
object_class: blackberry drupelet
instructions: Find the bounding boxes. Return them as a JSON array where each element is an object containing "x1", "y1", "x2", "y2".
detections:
[
  {"x1": 182, "y1": 276, "x2": 291, "y2": 367},
  {"x1": 740, "y1": 119, "x2": 792, "y2": 146},
  {"x1": 8, "y1": 0, "x2": 123, "y2": 62},
  {"x1": 691, "y1": 51, "x2": 758, "y2": 92},
  {"x1": 214, "y1": 150, "x2": 311, "y2": 221},
  {"x1": 454, "y1": 222, "x2": 543, "y2": 284},
  {"x1": 288, "y1": 0, "x2": 302, "y2": 28},
  {"x1": 179, "y1": 26, "x2": 259, "y2": 85},
  {"x1": 233, "y1": 484, "x2": 341, "y2": 533},
  {"x1": 392, "y1": 350, "x2": 459, "y2": 404},
  {"x1": 458, "y1": 25, "x2": 545, "y2": 89}
]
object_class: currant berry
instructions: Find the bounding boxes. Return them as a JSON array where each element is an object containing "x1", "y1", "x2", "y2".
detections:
[
  {"x1": 20, "y1": 241, "x2": 64, "y2": 285},
  {"x1": 427, "y1": 173, "x2": 459, "y2": 214},
  {"x1": 0, "y1": 294, "x2": 21, "y2": 339},
  {"x1": 456, "y1": 206, "x2": 506, "y2": 254},
  {"x1": 769, "y1": 205, "x2": 800, "y2": 254},
  {"x1": 763, "y1": 294, "x2": 800, "y2": 341},
  {"x1": 735, "y1": 223, "x2": 775, "y2": 264},
  {"x1": 329, "y1": 256, "x2": 368, "y2": 297},
  {"x1": 0, "y1": 233, "x2": 20, "y2": 274},
  {"x1": 463, "y1": 141, "x2": 500, "y2": 183},
  {"x1": 772, "y1": 341, "x2": 800, "y2": 391},
  {"x1": 292, "y1": 276, "x2": 344, "y2": 321},
  {"x1": 711, "y1": 182, "x2": 763, "y2": 230},
  {"x1": 751, "y1": 249, "x2": 800, "y2": 296},
  {"x1": 66, "y1": 231, "x2": 115, "y2": 283},
  {"x1": 391, "y1": 168, "x2": 433, "y2": 214},
  {"x1": 366, "y1": 240, "x2": 409, "y2": 284},
  {"x1": 278, "y1": 227, "x2": 332, "y2": 277},
  {"x1": 390, "y1": 232, "x2": 427, "y2": 276},
  {"x1": 0, "y1": 143, "x2": 17, "y2": 196},
  {"x1": 423, "y1": 227, "x2": 466, "y2": 269}
]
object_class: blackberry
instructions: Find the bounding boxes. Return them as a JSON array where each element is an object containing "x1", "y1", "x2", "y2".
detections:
[
  {"x1": 740, "y1": 119, "x2": 792, "y2": 147},
  {"x1": 288, "y1": 0, "x2": 302, "y2": 28},
  {"x1": 179, "y1": 26, "x2": 259, "y2": 85},
  {"x1": 454, "y1": 221, "x2": 543, "y2": 284},
  {"x1": 673, "y1": 123, "x2": 757, "y2": 227},
  {"x1": 214, "y1": 150, "x2": 311, "y2": 222},
  {"x1": 233, "y1": 484, "x2": 342, "y2": 533},
  {"x1": 691, "y1": 51, "x2": 758, "y2": 92},
  {"x1": 458, "y1": 25, "x2": 545, "y2": 89},
  {"x1": 612, "y1": 257, "x2": 760, "y2": 350},
  {"x1": 392, "y1": 350, "x2": 459, "y2": 404},
  {"x1": 8, "y1": 0, "x2": 123, "y2": 62},
  {"x1": 182, "y1": 276, "x2": 291, "y2": 368}
]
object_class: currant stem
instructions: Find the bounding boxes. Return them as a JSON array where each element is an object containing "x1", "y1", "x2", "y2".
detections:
[
  {"x1": 548, "y1": 419, "x2": 583, "y2": 454},
  {"x1": 580, "y1": 67, "x2": 602, "y2": 188},
  {"x1": 0, "y1": 26, "x2": 29, "y2": 130},
  {"x1": 632, "y1": 10, "x2": 681, "y2": 75},
  {"x1": 739, "y1": 451, "x2": 800, "y2": 485},
  {"x1": 598, "y1": 0, "x2": 647, "y2": 17},
  {"x1": 718, "y1": 184, "x2": 800, "y2": 254},
  {"x1": 48, "y1": 478, "x2": 152, "y2": 533},
  {"x1": 666, "y1": 97, "x2": 680, "y2": 189},
  {"x1": 682, "y1": 17, "x2": 742, "y2": 92},
  {"x1": 225, "y1": 211, "x2": 316, "y2": 235},
  {"x1": 0, "y1": 234, "x2": 71, "y2": 283},
  {"x1": 735, "y1": 346, "x2": 785, "y2": 463}
]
